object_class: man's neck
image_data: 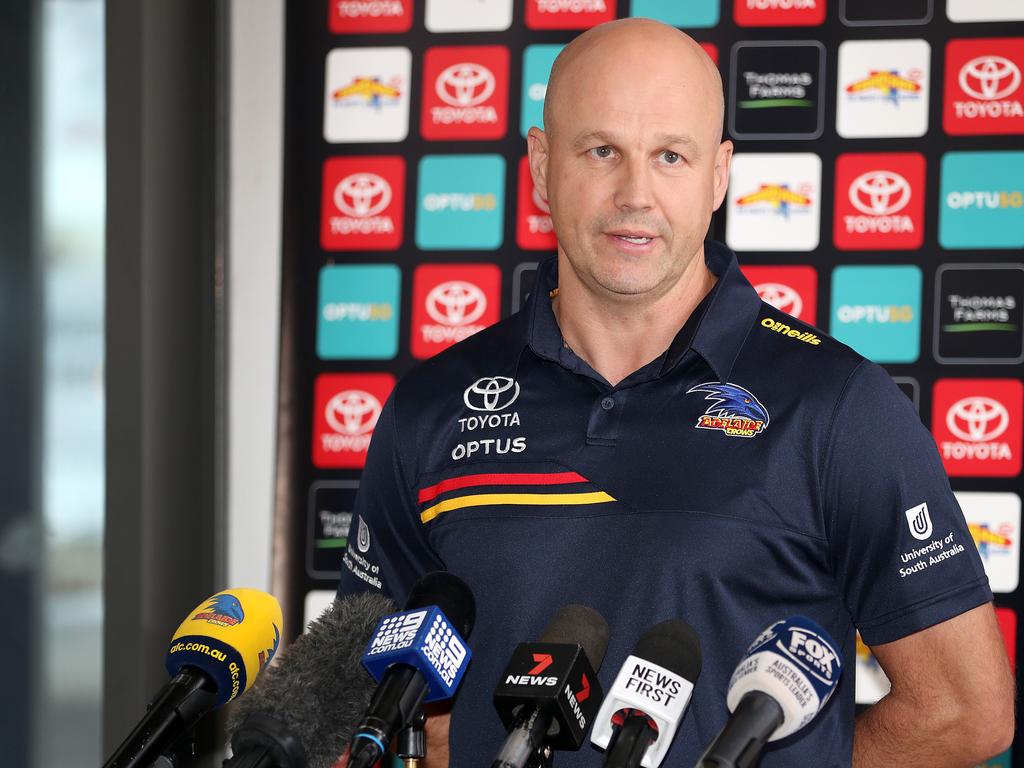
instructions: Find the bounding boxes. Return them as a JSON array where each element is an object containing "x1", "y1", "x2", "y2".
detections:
[{"x1": 551, "y1": 252, "x2": 718, "y2": 387}]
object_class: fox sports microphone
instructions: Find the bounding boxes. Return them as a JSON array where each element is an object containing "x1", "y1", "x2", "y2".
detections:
[
  {"x1": 103, "y1": 589, "x2": 282, "y2": 768},
  {"x1": 347, "y1": 571, "x2": 476, "y2": 768},
  {"x1": 696, "y1": 616, "x2": 842, "y2": 768},
  {"x1": 491, "y1": 604, "x2": 610, "y2": 768},
  {"x1": 591, "y1": 619, "x2": 702, "y2": 768},
  {"x1": 224, "y1": 591, "x2": 397, "y2": 768}
]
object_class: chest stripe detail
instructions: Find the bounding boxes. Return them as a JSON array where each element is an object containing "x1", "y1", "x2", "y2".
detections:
[
  {"x1": 418, "y1": 471, "x2": 588, "y2": 504},
  {"x1": 420, "y1": 491, "x2": 615, "y2": 524}
]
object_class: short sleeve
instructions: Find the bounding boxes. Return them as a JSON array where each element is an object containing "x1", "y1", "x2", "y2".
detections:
[
  {"x1": 823, "y1": 361, "x2": 992, "y2": 646},
  {"x1": 336, "y1": 390, "x2": 445, "y2": 604}
]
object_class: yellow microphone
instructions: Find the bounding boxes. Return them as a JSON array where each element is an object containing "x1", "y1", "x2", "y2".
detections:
[{"x1": 103, "y1": 588, "x2": 282, "y2": 768}]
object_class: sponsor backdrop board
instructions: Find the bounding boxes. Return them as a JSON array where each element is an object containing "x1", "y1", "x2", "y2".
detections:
[{"x1": 280, "y1": 1, "x2": 1023, "y2": 759}]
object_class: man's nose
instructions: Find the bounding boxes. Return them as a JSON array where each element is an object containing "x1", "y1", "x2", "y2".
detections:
[{"x1": 612, "y1": 156, "x2": 654, "y2": 212}]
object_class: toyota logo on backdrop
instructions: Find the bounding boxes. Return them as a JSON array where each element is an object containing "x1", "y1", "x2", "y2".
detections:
[
  {"x1": 959, "y1": 56, "x2": 1021, "y2": 101},
  {"x1": 436, "y1": 62, "x2": 495, "y2": 107},
  {"x1": 325, "y1": 390, "x2": 383, "y2": 435},
  {"x1": 849, "y1": 170, "x2": 911, "y2": 216},
  {"x1": 754, "y1": 282, "x2": 803, "y2": 318},
  {"x1": 334, "y1": 173, "x2": 392, "y2": 218},
  {"x1": 464, "y1": 376, "x2": 520, "y2": 412},
  {"x1": 531, "y1": 185, "x2": 551, "y2": 214},
  {"x1": 426, "y1": 281, "x2": 487, "y2": 326},
  {"x1": 946, "y1": 396, "x2": 1010, "y2": 442}
]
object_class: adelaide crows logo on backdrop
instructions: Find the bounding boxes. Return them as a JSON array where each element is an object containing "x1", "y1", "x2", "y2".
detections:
[{"x1": 688, "y1": 382, "x2": 770, "y2": 438}]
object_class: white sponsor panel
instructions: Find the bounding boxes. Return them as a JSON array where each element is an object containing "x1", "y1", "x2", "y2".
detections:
[
  {"x1": 726, "y1": 153, "x2": 821, "y2": 252},
  {"x1": 836, "y1": 40, "x2": 930, "y2": 138},
  {"x1": 955, "y1": 491, "x2": 1020, "y2": 593},
  {"x1": 303, "y1": 590, "x2": 336, "y2": 632},
  {"x1": 323, "y1": 47, "x2": 411, "y2": 143},
  {"x1": 425, "y1": 0, "x2": 513, "y2": 31},
  {"x1": 947, "y1": 0, "x2": 1024, "y2": 22}
]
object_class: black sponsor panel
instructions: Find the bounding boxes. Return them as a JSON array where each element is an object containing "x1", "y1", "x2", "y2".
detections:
[
  {"x1": 892, "y1": 376, "x2": 920, "y2": 413},
  {"x1": 935, "y1": 264, "x2": 1024, "y2": 365},
  {"x1": 307, "y1": 481, "x2": 360, "y2": 579},
  {"x1": 512, "y1": 262, "x2": 540, "y2": 313},
  {"x1": 840, "y1": 0, "x2": 932, "y2": 25},
  {"x1": 729, "y1": 41, "x2": 824, "y2": 140}
]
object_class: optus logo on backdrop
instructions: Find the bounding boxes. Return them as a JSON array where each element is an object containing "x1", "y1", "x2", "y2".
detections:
[
  {"x1": 416, "y1": 154, "x2": 506, "y2": 250},
  {"x1": 525, "y1": 0, "x2": 616, "y2": 29},
  {"x1": 955, "y1": 491, "x2": 1020, "y2": 594},
  {"x1": 729, "y1": 41, "x2": 825, "y2": 139},
  {"x1": 726, "y1": 153, "x2": 821, "y2": 252},
  {"x1": 411, "y1": 264, "x2": 501, "y2": 359},
  {"x1": 833, "y1": 153, "x2": 925, "y2": 251},
  {"x1": 517, "y1": 156, "x2": 557, "y2": 251},
  {"x1": 939, "y1": 151, "x2": 1024, "y2": 249},
  {"x1": 935, "y1": 264, "x2": 1024, "y2": 365},
  {"x1": 830, "y1": 265, "x2": 921, "y2": 363},
  {"x1": 323, "y1": 47, "x2": 411, "y2": 143},
  {"x1": 836, "y1": 39, "x2": 930, "y2": 138},
  {"x1": 733, "y1": 0, "x2": 825, "y2": 27},
  {"x1": 932, "y1": 379, "x2": 1023, "y2": 477},
  {"x1": 328, "y1": 0, "x2": 412, "y2": 33},
  {"x1": 312, "y1": 373, "x2": 395, "y2": 469},
  {"x1": 320, "y1": 157, "x2": 404, "y2": 251},
  {"x1": 944, "y1": 38, "x2": 1024, "y2": 135},
  {"x1": 421, "y1": 46, "x2": 509, "y2": 141},
  {"x1": 317, "y1": 264, "x2": 400, "y2": 360},
  {"x1": 740, "y1": 265, "x2": 817, "y2": 324}
]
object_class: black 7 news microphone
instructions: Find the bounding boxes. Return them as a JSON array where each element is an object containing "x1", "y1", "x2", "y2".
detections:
[
  {"x1": 590, "y1": 619, "x2": 702, "y2": 768},
  {"x1": 491, "y1": 604, "x2": 610, "y2": 768}
]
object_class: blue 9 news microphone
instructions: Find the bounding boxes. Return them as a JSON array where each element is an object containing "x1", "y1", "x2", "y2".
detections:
[
  {"x1": 103, "y1": 588, "x2": 282, "y2": 768},
  {"x1": 696, "y1": 616, "x2": 842, "y2": 768},
  {"x1": 347, "y1": 571, "x2": 476, "y2": 768}
]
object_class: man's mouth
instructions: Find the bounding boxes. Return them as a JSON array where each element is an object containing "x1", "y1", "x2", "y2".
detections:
[{"x1": 607, "y1": 231, "x2": 657, "y2": 246}]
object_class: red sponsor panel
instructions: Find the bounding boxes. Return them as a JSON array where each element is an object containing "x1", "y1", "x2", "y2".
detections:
[
  {"x1": 516, "y1": 156, "x2": 557, "y2": 251},
  {"x1": 421, "y1": 46, "x2": 509, "y2": 141},
  {"x1": 996, "y1": 607, "x2": 1016, "y2": 672},
  {"x1": 524, "y1": 0, "x2": 616, "y2": 30},
  {"x1": 320, "y1": 156, "x2": 405, "y2": 251},
  {"x1": 740, "y1": 265, "x2": 818, "y2": 324},
  {"x1": 328, "y1": 0, "x2": 413, "y2": 33},
  {"x1": 312, "y1": 373, "x2": 395, "y2": 468},
  {"x1": 833, "y1": 153, "x2": 925, "y2": 251},
  {"x1": 701, "y1": 43, "x2": 719, "y2": 66},
  {"x1": 932, "y1": 379, "x2": 1023, "y2": 477},
  {"x1": 734, "y1": 0, "x2": 825, "y2": 26},
  {"x1": 411, "y1": 264, "x2": 501, "y2": 359},
  {"x1": 944, "y1": 38, "x2": 1024, "y2": 136}
]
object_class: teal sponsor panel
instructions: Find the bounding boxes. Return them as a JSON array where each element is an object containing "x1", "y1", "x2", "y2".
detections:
[
  {"x1": 316, "y1": 264, "x2": 401, "y2": 359},
  {"x1": 416, "y1": 154, "x2": 506, "y2": 250},
  {"x1": 520, "y1": 44, "x2": 564, "y2": 138},
  {"x1": 630, "y1": 0, "x2": 720, "y2": 27},
  {"x1": 939, "y1": 151, "x2": 1024, "y2": 249},
  {"x1": 830, "y1": 265, "x2": 922, "y2": 363}
]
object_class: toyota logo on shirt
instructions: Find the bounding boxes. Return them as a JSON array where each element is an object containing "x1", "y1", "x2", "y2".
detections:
[
  {"x1": 849, "y1": 170, "x2": 912, "y2": 216},
  {"x1": 325, "y1": 390, "x2": 383, "y2": 435},
  {"x1": 959, "y1": 55, "x2": 1021, "y2": 101},
  {"x1": 436, "y1": 62, "x2": 496, "y2": 106},
  {"x1": 426, "y1": 281, "x2": 487, "y2": 326},
  {"x1": 334, "y1": 173, "x2": 392, "y2": 218},
  {"x1": 946, "y1": 396, "x2": 1010, "y2": 442},
  {"x1": 464, "y1": 376, "x2": 520, "y2": 412}
]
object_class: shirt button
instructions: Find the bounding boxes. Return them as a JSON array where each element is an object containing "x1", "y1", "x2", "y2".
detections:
[{"x1": 601, "y1": 396, "x2": 615, "y2": 411}]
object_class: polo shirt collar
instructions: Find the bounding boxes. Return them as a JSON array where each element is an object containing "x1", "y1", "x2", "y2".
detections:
[{"x1": 525, "y1": 240, "x2": 762, "y2": 383}]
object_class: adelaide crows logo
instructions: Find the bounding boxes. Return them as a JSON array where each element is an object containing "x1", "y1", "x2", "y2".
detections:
[
  {"x1": 687, "y1": 382, "x2": 770, "y2": 438},
  {"x1": 194, "y1": 594, "x2": 245, "y2": 627}
]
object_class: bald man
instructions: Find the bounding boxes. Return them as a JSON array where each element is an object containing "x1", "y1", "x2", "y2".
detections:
[{"x1": 336, "y1": 19, "x2": 1014, "y2": 768}]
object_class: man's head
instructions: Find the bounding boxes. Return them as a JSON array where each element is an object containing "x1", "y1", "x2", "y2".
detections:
[{"x1": 528, "y1": 18, "x2": 732, "y2": 304}]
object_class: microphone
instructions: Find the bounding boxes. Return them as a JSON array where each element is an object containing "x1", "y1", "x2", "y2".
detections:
[
  {"x1": 347, "y1": 571, "x2": 476, "y2": 768},
  {"x1": 591, "y1": 619, "x2": 702, "y2": 768},
  {"x1": 696, "y1": 616, "x2": 842, "y2": 768},
  {"x1": 224, "y1": 590, "x2": 397, "y2": 768},
  {"x1": 103, "y1": 588, "x2": 282, "y2": 768},
  {"x1": 491, "y1": 604, "x2": 610, "y2": 768}
]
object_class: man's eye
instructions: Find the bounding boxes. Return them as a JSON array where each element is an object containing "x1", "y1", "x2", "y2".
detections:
[
  {"x1": 662, "y1": 151, "x2": 682, "y2": 165},
  {"x1": 589, "y1": 146, "x2": 614, "y2": 159}
]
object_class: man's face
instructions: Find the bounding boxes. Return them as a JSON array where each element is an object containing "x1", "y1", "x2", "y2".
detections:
[{"x1": 529, "y1": 42, "x2": 731, "y2": 302}]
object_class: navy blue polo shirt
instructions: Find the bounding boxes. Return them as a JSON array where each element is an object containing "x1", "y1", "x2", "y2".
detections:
[{"x1": 337, "y1": 240, "x2": 991, "y2": 767}]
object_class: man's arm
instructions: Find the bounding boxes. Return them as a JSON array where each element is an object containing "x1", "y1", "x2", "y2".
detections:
[{"x1": 853, "y1": 603, "x2": 1015, "y2": 767}]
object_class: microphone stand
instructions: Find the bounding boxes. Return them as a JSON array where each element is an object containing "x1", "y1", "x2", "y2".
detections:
[{"x1": 397, "y1": 708, "x2": 427, "y2": 768}]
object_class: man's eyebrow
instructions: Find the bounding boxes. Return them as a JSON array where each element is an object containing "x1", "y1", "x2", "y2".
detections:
[{"x1": 569, "y1": 130, "x2": 703, "y2": 157}]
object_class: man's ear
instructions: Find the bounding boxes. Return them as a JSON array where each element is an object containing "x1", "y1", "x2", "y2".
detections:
[
  {"x1": 712, "y1": 139, "x2": 733, "y2": 212},
  {"x1": 527, "y1": 126, "x2": 551, "y2": 207}
]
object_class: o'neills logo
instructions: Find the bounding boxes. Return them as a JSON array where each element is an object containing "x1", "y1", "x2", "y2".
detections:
[
  {"x1": 844, "y1": 170, "x2": 914, "y2": 235},
  {"x1": 761, "y1": 317, "x2": 821, "y2": 345},
  {"x1": 422, "y1": 281, "x2": 488, "y2": 344},
  {"x1": 332, "y1": 173, "x2": 395, "y2": 235},
  {"x1": 432, "y1": 62, "x2": 497, "y2": 125},
  {"x1": 335, "y1": 0, "x2": 404, "y2": 16},
  {"x1": 322, "y1": 390, "x2": 382, "y2": 454},
  {"x1": 536, "y1": 0, "x2": 607, "y2": 11},
  {"x1": 688, "y1": 382, "x2": 770, "y2": 438},
  {"x1": 956, "y1": 55, "x2": 1023, "y2": 119},
  {"x1": 942, "y1": 396, "x2": 1012, "y2": 462}
]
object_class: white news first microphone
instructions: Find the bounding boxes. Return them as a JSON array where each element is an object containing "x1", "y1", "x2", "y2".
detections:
[
  {"x1": 591, "y1": 619, "x2": 702, "y2": 768},
  {"x1": 696, "y1": 616, "x2": 842, "y2": 768}
]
